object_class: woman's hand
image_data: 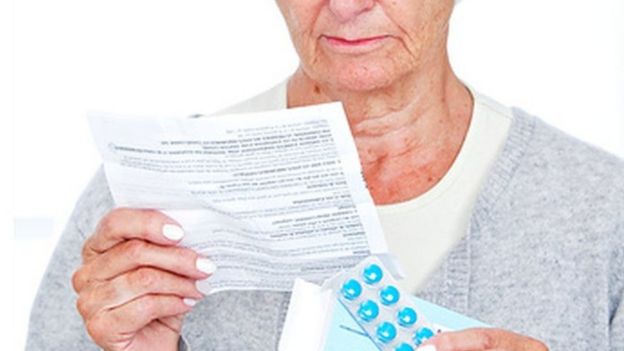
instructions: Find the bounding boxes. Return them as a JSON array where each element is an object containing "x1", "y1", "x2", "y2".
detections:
[
  {"x1": 71, "y1": 208, "x2": 216, "y2": 351},
  {"x1": 417, "y1": 328, "x2": 548, "y2": 351}
]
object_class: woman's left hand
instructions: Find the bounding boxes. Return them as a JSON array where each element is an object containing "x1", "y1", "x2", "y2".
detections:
[{"x1": 417, "y1": 328, "x2": 549, "y2": 351}]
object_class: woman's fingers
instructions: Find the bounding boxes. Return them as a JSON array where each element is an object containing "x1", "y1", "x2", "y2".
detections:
[
  {"x1": 72, "y1": 207, "x2": 213, "y2": 350},
  {"x1": 72, "y1": 239, "x2": 215, "y2": 292},
  {"x1": 83, "y1": 208, "x2": 184, "y2": 261},
  {"x1": 418, "y1": 328, "x2": 548, "y2": 351},
  {"x1": 77, "y1": 267, "x2": 203, "y2": 320},
  {"x1": 417, "y1": 329, "x2": 492, "y2": 351},
  {"x1": 157, "y1": 314, "x2": 186, "y2": 335},
  {"x1": 85, "y1": 294, "x2": 191, "y2": 348}
]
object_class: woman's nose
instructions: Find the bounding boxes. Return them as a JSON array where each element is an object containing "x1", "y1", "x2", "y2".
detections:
[{"x1": 328, "y1": 0, "x2": 375, "y2": 23}]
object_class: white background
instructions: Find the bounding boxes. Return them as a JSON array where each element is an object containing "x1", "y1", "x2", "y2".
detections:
[{"x1": 11, "y1": 0, "x2": 624, "y2": 349}]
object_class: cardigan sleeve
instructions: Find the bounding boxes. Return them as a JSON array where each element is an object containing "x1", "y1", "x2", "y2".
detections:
[
  {"x1": 25, "y1": 189, "x2": 102, "y2": 350},
  {"x1": 26, "y1": 168, "x2": 113, "y2": 350}
]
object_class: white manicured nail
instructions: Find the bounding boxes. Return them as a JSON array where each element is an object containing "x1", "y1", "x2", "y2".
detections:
[
  {"x1": 183, "y1": 298, "x2": 198, "y2": 307},
  {"x1": 416, "y1": 345, "x2": 436, "y2": 351},
  {"x1": 196, "y1": 258, "x2": 217, "y2": 275},
  {"x1": 162, "y1": 224, "x2": 184, "y2": 241},
  {"x1": 196, "y1": 279, "x2": 212, "y2": 295}
]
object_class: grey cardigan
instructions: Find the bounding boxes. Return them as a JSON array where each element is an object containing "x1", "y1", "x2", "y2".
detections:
[{"x1": 27, "y1": 107, "x2": 624, "y2": 351}]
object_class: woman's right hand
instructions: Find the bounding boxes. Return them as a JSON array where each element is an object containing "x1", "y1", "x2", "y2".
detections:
[{"x1": 71, "y1": 208, "x2": 216, "y2": 351}]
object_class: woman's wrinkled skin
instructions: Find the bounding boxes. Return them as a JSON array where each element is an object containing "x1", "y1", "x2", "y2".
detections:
[{"x1": 277, "y1": 0, "x2": 474, "y2": 205}]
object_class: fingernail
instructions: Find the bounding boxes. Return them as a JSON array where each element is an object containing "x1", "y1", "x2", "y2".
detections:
[
  {"x1": 183, "y1": 298, "x2": 198, "y2": 307},
  {"x1": 416, "y1": 345, "x2": 436, "y2": 351},
  {"x1": 162, "y1": 224, "x2": 184, "y2": 241},
  {"x1": 196, "y1": 279, "x2": 212, "y2": 295},
  {"x1": 196, "y1": 258, "x2": 217, "y2": 275}
]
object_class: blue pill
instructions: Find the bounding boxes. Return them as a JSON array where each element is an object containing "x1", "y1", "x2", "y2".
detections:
[
  {"x1": 395, "y1": 343, "x2": 415, "y2": 351},
  {"x1": 362, "y1": 264, "x2": 383, "y2": 285},
  {"x1": 357, "y1": 300, "x2": 380, "y2": 322},
  {"x1": 379, "y1": 285, "x2": 400, "y2": 305},
  {"x1": 413, "y1": 327, "x2": 435, "y2": 346},
  {"x1": 341, "y1": 279, "x2": 362, "y2": 301},
  {"x1": 376, "y1": 322, "x2": 397, "y2": 343},
  {"x1": 397, "y1": 307, "x2": 418, "y2": 327}
]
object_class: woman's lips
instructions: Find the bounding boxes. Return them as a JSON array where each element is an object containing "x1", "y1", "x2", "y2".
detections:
[{"x1": 321, "y1": 35, "x2": 391, "y2": 54}]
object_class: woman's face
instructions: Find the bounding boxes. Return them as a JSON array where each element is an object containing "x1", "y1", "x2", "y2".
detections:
[{"x1": 276, "y1": 0, "x2": 454, "y2": 92}]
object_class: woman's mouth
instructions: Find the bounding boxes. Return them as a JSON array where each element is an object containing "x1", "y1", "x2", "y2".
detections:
[{"x1": 321, "y1": 35, "x2": 391, "y2": 54}]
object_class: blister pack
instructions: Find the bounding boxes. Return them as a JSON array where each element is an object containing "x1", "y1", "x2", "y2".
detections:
[{"x1": 322, "y1": 256, "x2": 440, "y2": 351}]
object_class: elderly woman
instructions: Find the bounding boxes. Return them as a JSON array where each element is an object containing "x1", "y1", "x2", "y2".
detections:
[{"x1": 27, "y1": 0, "x2": 623, "y2": 350}]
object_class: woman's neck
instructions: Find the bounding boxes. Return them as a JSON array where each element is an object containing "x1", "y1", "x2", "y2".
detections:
[{"x1": 286, "y1": 61, "x2": 473, "y2": 205}]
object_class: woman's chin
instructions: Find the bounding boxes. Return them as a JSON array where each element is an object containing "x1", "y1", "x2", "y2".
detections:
[{"x1": 323, "y1": 63, "x2": 399, "y2": 92}]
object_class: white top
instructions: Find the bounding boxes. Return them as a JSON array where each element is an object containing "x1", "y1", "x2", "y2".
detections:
[
  {"x1": 375, "y1": 89, "x2": 513, "y2": 292},
  {"x1": 215, "y1": 79, "x2": 513, "y2": 293}
]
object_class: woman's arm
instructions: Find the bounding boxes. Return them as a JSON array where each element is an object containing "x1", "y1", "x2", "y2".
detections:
[{"x1": 26, "y1": 171, "x2": 106, "y2": 350}]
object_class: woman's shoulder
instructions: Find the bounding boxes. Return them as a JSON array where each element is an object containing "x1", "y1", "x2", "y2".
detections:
[
  {"x1": 503, "y1": 107, "x2": 624, "y2": 226},
  {"x1": 510, "y1": 108, "x2": 624, "y2": 319},
  {"x1": 516, "y1": 107, "x2": 623, "y2": 188}
]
